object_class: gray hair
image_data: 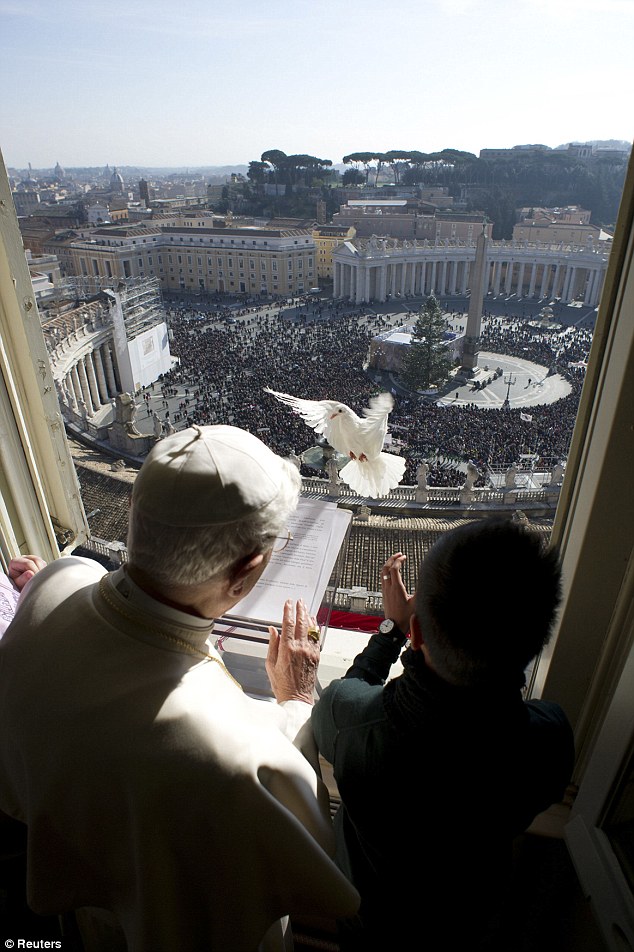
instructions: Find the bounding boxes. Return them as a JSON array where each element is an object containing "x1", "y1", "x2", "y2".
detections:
[{"x1": 127, "y1": 458, "x2": 301, "y2": 588}]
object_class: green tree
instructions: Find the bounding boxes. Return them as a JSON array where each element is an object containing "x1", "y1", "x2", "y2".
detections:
[
  {"x1": 342, "y1": 168, "x2": 364, "y2": 186},
  {"x1": 404, "y1": 296, "x2": 452, "y2": 391},
  {"x1": 260, "y1": 149, "x2": 288, "y2": 173},
  {"x1": 342, "y1": 152, "x2": 377, "y2": 185},
  {"x1": 383, "y1": 150, "x2": 413, "y2": 184},
  {"x1": 247, "y1": 161, "x2": 269, "y2": 184}
]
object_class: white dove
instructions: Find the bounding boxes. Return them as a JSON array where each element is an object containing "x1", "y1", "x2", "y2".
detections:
[{"x1": 265, "y1": 388, "x2": 406, "y2": 498}]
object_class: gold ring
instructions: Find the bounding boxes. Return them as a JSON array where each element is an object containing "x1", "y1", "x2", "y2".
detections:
[{"x1": 307, "y1": 626, "x2": 320, "y2": 643}]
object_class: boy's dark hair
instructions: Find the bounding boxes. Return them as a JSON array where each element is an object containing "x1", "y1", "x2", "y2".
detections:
[{"x1": 415, "y1": 519, "x2": 561, "y2": 686}]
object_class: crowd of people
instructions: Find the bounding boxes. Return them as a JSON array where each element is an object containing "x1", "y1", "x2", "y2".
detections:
[{"x1": 159, "y1": 298, "x2": 594, "y2": 487}]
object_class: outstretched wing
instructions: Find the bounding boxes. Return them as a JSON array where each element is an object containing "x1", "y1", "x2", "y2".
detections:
[
  {"x1": 264, "y1": 388, "x2": 337, "y2": 436},
  {"x1": 359, "y1": 392, "x2": 394, "y2": 457}
]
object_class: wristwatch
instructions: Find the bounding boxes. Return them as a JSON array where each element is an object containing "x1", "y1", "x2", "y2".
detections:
[{"x1": 378, "y1": 618, "x2": 407, "y2": 645}]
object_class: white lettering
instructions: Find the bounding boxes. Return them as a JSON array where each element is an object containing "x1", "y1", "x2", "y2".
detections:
[{"x1": 16, "y1": 942, "x2": 62, "y2": 949}]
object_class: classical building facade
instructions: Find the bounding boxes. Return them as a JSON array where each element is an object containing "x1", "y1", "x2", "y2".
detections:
[
  {"x1": 333, "y1": 236, "x2": 609, "y2": 306},
  {"x1": 312, "y1": 223, "x2": 356, "y2": 280},
  {"x1": 42, "y1": 279, "x2": 171, "y2": 428},
  {"x1": 44, "y1": 221, "x2": 316, "y2": 296},
  {"x1": 512, "y1": 205, "x2": 609, "y2": 246},
  {"x1": 332, "y1": 199, "x2": 493, "y2": 242}
]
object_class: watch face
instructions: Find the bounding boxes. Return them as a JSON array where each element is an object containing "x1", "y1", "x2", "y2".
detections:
[{"x1": 380, "y1": 619, "x2": 395, "y2": 634}]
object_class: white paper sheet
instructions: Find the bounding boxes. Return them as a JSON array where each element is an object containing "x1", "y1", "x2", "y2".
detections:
[{"x1": 226, "y1": 498, "x2": 351, "y2": 627}]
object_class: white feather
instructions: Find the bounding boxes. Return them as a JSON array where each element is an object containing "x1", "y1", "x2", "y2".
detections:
[{"x1": 264, "y1": 388, "x2": 406, "y2": 497}]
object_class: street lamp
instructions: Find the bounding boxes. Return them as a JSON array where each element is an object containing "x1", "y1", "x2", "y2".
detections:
[{"x1": 503, "y1": 373, "x2": 516, "y2": 408}]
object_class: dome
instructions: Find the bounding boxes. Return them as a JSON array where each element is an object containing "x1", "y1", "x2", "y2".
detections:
[{"x1": 110, "y1": 167, "x2": 124, "y2": 191}]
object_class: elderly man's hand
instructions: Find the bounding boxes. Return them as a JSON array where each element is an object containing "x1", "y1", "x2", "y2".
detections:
[
  {"x1": 8, "y1": 555, "x2": 47, "y2": 591},
  {"x1": 266, "y1": 599, "x2": 320, "y2": 705},
  {"x1": 381, "y1": 552, "x2": 414, "y2": 634}
]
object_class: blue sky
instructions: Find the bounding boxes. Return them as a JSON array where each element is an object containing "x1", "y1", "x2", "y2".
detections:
[{"x1": 1, "y1": 0, "x2": 632, "y2": 170}]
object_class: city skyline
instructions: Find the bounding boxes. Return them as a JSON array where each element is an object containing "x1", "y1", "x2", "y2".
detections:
[{"x1": 1, "y1": 0, "x2": 632, "y2": 170}]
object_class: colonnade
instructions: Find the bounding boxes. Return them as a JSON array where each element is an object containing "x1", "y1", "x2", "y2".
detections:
[
  {"x1": 333, "y1": 239, "x2": 609, "y2": 307},
  {"x1": 57, "y1": 340, "x2": 120, "y2": 417},
  {"x1": 46, "y1": 303, "x2": 122, "y2": 421}
]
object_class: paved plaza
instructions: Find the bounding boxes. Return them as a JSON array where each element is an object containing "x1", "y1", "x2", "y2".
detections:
[
  {"x1": 435, "y1": 351, "x2": 571, "y2": 410},
  {"x1": 87, "y1": 291, "x2": 583, "y2": 440}
]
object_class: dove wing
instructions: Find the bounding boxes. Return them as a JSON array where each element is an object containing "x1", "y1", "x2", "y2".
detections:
[
  {"x1": 264, "y1": 388, "x2": 332, "y2": 436},
  {"x1": 359, "y1": 392, "x2": 394, "y2": 458}
]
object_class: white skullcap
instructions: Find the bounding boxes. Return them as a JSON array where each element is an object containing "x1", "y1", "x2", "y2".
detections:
[{"x1": 132, "y1": 425, "x2": 289, "y2": 527}]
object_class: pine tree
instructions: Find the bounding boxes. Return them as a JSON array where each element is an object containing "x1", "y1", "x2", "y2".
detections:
[{"x1": 404, "y1": 295, "x2": 452, "y2": 391}]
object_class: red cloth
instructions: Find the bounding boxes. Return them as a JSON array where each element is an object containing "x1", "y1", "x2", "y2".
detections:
[{"x1": 319, "y1": 609, "x2": 383, "y2": 633}]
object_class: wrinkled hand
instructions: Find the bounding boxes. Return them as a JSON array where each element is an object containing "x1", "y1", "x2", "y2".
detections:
[
  {"x1": 8, "y1": 555, "x2": 47, "y2": 591},
  {"x1": 380, "y1": 552, "x2": 414, "y2": 634},
  {"x1": 266, "y1": 599, "x2": 320, "y2": 705}
]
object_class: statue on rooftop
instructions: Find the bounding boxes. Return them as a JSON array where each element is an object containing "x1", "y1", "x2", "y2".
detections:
[
  {"x1": 459, "y1": 460, "x2": 479, "y2": 506},
  {"x1": 152, "y1": 411, "x2": 163, "y2": 440},
  {"x1": 415, "y1": 460, "x2": 429, "y2": 504},
  {"x1": 326, "y1": 457, "x2": 340, "y2": 497},
  {"x1": 463, "y1": 461, "x2": 480, "y2": 492},
  {"x1": 504, "y1": 463, "x2": 518, "y2": 490}
]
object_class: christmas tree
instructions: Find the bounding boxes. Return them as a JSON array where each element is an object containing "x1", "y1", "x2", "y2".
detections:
[{"x1": 404, "y1": 295, "x2": 452, "y2": 391}]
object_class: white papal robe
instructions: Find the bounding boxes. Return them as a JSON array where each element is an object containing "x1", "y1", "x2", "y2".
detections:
[{"x1": 0, "y1": 558, "x2": 358, "y2": 951}]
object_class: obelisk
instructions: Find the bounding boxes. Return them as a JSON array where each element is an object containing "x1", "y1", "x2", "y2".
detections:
[{"x1": 461, "y1": 221, "x2": 488, "y2": 374}]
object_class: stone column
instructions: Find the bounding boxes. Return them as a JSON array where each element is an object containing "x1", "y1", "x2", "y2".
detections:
[
  {"x1": 429, "y1": 260, "x2": 437, "y2": 295},
  {"x1": 582, "y1": 268, "x2": 592, "y2": 305},
  {"x1": 552, "y1": 264, "x2": 562, "y2": 298},
  {"x1": 560, "y1": 266, "x2": 571, "y2": 301},
  {"x1": 460, "y1": 259, "x2": 469, "y2": 294},
  {"x1": 86, "y1": 353, "x2": 101, "y2": 410},
  {"x1": 528, "y1": 264, "x2": 537, "y2": 298},
  {"x1": 94, "y1": 347, "x2": 110, "y2": 402},
  {"x1": 70, "y1": 365, "x2": 82, "y2": 409},
  {"x1": 595, "y1": 269, "x2": 606, "y2": 305},
  {"x1": 364, "y1": 267, "x2": 371, "y2": 302},
  {"x1": 485, "y1": 260, "x2": 493, "y2": 294},
  {"x1": 539, "y1": 263, "x2": 550, "y2": 300},
  {"x1": 440, "y1": 260, "x2": 448, "y2": 295},
  {"x1": 566, "y1": 266, "x2": 577, "y2": 302},
  {"x1": 379, "y1": 265, "x2": 387, "y2": 302},
  {"x1": 493, "y1": 260, "x2": 502, "y2": 297},
  {"x1": 449, "y1": 260, "x2": 458, "y2": 295},
  {"x1": 504, "y1": 260, "x2": 514, "y2": 295},
  {"x1": 103, "y1": 343, "x2": 118, "y2": 394},
  {"x1": 516, "y1": 263, "x2": 526, "y2": 297},
  {"x1": 589, "y1": 268, "x2": 602, "y2": 306},
  {"x1": 77, "y1": 358, "x2": 95, "y2": 415},
  {"x1": 354, "y1": 265, "x2": 362, "y2": 304},
  {"x1": 64, "y1": 373, "x2": 78, "y2": 411}
]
